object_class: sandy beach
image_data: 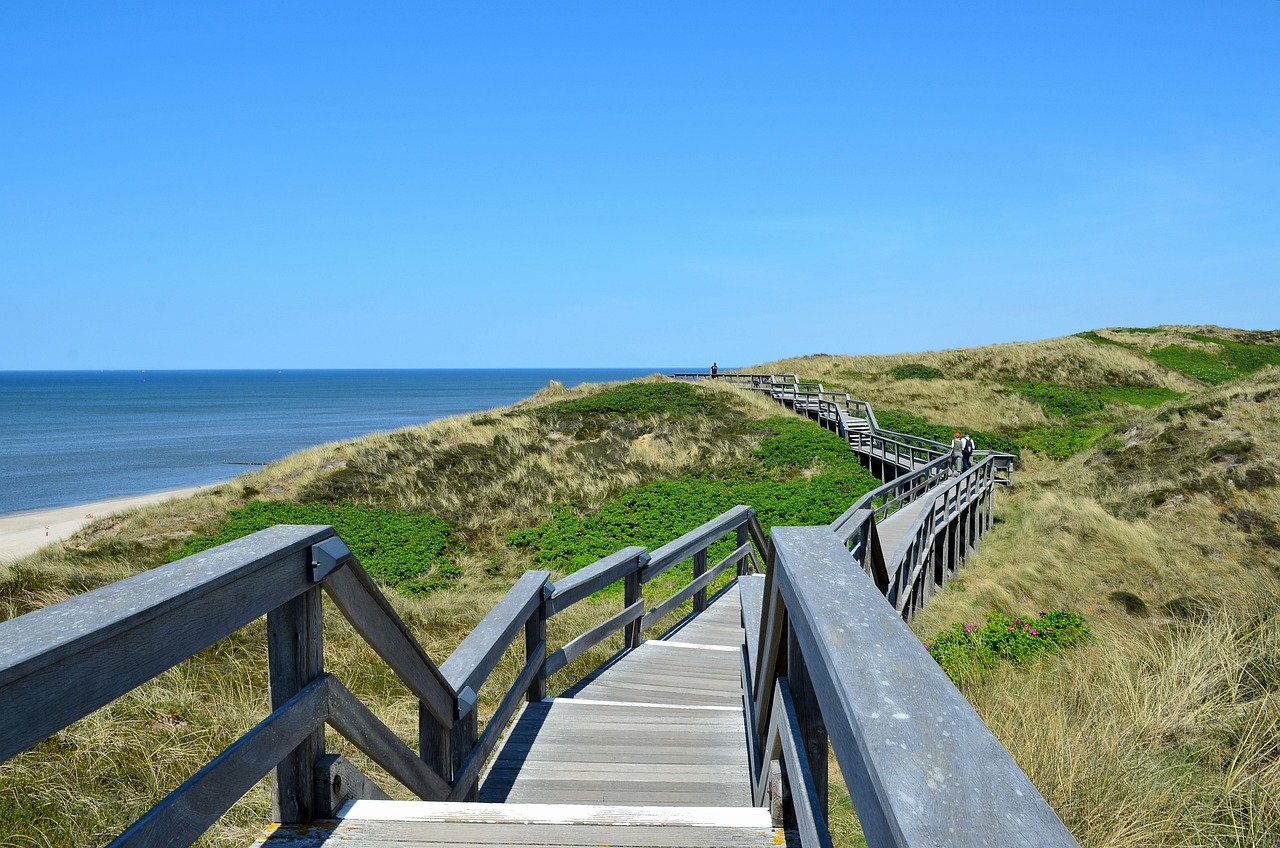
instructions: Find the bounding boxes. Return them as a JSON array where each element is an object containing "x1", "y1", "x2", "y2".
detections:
[{"x1": 0, "y1": 486, "x2": 212, "y2": 564}]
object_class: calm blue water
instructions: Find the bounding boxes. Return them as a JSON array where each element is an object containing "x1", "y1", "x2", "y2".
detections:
[{"x1": 0, "y1": 369, "x2": 676, "y2": 515}]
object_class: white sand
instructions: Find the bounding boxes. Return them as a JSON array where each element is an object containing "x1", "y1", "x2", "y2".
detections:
[{"x1": 0, "y1": 486, "x2": 213, "y2": 564}]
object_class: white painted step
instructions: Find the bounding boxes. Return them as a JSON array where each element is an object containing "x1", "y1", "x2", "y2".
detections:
[{"x1": 252, "y1": 800, "x2": 783, "y2": 847}]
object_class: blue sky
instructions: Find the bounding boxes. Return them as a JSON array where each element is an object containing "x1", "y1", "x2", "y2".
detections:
[{"x1": 2, "y1": 2, "x2": 1277, "y2": 369}]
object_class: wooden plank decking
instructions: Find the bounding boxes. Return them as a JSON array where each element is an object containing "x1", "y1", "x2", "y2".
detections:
[
  {"x1": 478, "y1": 583, "x2": 753, "y2": 807},
  {"x1": 874, "y1": 496, "x2": 933, "y2": 557},
  {"x1": 256, "y1": 801, "x2": 782, "y2": 846}
]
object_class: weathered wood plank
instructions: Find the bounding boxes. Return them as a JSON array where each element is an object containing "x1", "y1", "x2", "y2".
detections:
[
  {"x1": 313, "y1": 754, "x2": 390, "y2": 819},
  {"x1": 642, "y1": 506, "x2": 754, "y2": 583},
  {"x1": 766, "y1": 680, "x2": 834, "y2": 848},
  {"x1": 544, "y1": 600, "x2": 643, "y2": 677},
  {"x1": 739, "y1": 575, "x2": 765, "y2": 678},
  {"x1": 545, "y1": 547, "x2": 647, "y2": 616},
  {"x1": 448, "y1": 641, "x2": 545, "y2": 801},
  {"x1": 638, "y1": 552, "x2": 738, "y2": 632},
  {"x1": 339, "y1": 799, "x2": 774, "y2": 826},
  {"x1": 440, "y1": 571, "x2": 549, "y2": 697},
  {"x1": 254, "y1": 816, "x2": 783, "y2": 847},
  {"x1": 0, "y1": 526, "x2": 329, "y2": 763},
  {"x1": 326, "y1": 678, "x2": 451, "y2": 801},
  {"x1": 267, "y1": 585, "x2": 325, "y2": 823},
  {"x1": 770, "y1": 526, "x2": 1079, "y2": 847},
  {"x1": 479, "y1": 698, "x2": 753, "y2": 806},
  {"x1": 320, "y1": 560, "x2": 455, "y2": 728},
  {"x1": 109, "y1": 674, "x2": 330, "y2": 848}
]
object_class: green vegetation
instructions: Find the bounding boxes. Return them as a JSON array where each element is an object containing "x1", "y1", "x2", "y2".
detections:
[
  {"x1": 7, "y1": 328, "x2": 1280, "y2": 847},
  {"x1": 1148, "y1": 345, "x2": 1241, "y2": 385},
  {"x1": 509, "y1": 417, "x2": 880, "y2": 574},
  {"x1": 1014, "y1": 424, "x2": 1113, "y2": 460},
  {"x1": 166, "y1": 501, "x2": 457, "y2": 594},
  {"x1": 872, "y1": 381, "x2": 1184, "y2": 461},
  {"x1": 1141, "y1": 334, "x2": 1280, "y2": 385},
  {"x1": 533, "y1": 380, "x2": 718, "y2": 417},
  {"x1": 887, "y1": 363, "x2": 945, "y2": 380},
  {"x1": 926, "y1": 610, "x2": 1091, "y2": 684},
  {"x1": 1006, "y1": 381, "x2": 1182, "y2": 419}
]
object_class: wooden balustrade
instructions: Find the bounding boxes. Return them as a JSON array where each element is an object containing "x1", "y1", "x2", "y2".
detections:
[
  {"x1": 0, "y1": 505, "x2": 770, "y2": 845},
  {"x1": 0, "y1": 376, "x2": 1048, "y2": 847},
  {"x1": 742, "y1": 527, "x2": 1078, "y2": 847}
]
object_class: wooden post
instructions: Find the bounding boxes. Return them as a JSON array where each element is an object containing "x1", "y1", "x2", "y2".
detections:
[
  {"x1": 737, "y1": 524, "x2": 749, "y2": 576},
  {"x1": 786, "y1": 621, "x2": 828, "y2": 826},
  {"x1": 420, "y1": 704, "x2": 453, "y2": 786},
  {"x1": 526, "y1": 588, "x2": 548, "y2": 701},
  {"x1": 267, "y1": 585, "x2": 325, "y2": 824},
  {"x1": 451, "y1": 706, "x2": 479, "y2": 801},
  {"x1": 692, "y1": 548, "x2": 708, "y2": 613},
  {"x1": 624, "y1": 570, "x2": 643, "y2": 648}
]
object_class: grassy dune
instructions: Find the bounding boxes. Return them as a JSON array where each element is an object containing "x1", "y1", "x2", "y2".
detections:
[
  {"x1": 3, "y1": 328, "x2": 1279, "y2": 847},
  {"x1": 833, "y1": 332, "x2": 1280, "y2": 847},
  {"x1": 0, "y1": 377, "x2": 878, "y2": 847}
]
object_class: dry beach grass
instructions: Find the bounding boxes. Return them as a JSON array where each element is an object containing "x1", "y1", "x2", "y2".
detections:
[{"x1": 3, "y1": 328, "x2": 1280, "y2": 846}]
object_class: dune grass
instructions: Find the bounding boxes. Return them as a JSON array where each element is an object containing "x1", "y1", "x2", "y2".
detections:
[
  {"x1": 0, "y1": 376, "x2": 868, "y2": 848},
  {"x1": 4, "y1": 333, "x2": 1280, "y2": 846}
]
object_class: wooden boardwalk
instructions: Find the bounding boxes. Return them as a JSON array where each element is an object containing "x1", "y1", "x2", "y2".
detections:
[
  {"x1": 254, "y1": 583, "x2": 775, "y2": 846},
  {"x1": 478, "y1": 583, "x2": 753, "y2": 806},
  {"x1": 0, "y1": 374, "x2": 1048, "y2": 848},
  {"x1": 874, "y1": 497, "x2": 933, "y2": 557}
]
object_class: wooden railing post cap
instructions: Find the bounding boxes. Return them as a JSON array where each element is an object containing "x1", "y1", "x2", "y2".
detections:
[
  {"x1": 310, "y1": 535, "x2": 352, "y2": 582},
  {"x1": 456, "y1": 686, "x2": 478, "y2": 720}
]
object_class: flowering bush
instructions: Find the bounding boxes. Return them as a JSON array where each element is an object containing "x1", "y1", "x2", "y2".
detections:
[{"x1": 926, "y1": 610, "x2": 1091, "y2": 683}]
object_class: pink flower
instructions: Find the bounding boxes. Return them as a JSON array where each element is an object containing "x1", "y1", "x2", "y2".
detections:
[
  {"x1": 1008, "y1": 626, "x2": 1015, "y2": 631},
  {"x1": 1030, "y1": 629, "x2": 1039, "y2": 635}
]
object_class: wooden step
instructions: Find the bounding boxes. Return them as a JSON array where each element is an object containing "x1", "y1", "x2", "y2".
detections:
[{"x1": 252, "y1": 800, "x2": 784, "y2": 846}]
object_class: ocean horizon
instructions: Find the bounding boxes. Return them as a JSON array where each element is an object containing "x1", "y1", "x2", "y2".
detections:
[{"x1": 0, "y1": 368, "x2": 687, "y2": 516}]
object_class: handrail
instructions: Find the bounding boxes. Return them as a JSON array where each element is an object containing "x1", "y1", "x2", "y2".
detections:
[
  {"x1": 0, "y1": 524, "x2": 463, "y2": 843},
  {"x1": 747, "y1": 526, "x2": 1079, "y2": 847},
  {"x1": 675, "y1": 371, "x2": 1015, "y2": 481},
  {"x1": 4, "y1": 375, "x2": 1034, "y2": 846}
]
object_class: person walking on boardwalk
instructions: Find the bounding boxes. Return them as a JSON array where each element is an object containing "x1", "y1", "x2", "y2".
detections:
[
  {"x1": 961, "y1": 432, "x2": 975, "y2": 472},
  {"x1": 710, "y1": 362, "x2": 718, "y2": 379},
  {"x1": 950, "y1": 432, "x2": 965, "y2": 475}
]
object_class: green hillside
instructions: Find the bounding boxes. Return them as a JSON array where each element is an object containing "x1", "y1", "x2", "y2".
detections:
[{"x1": 2, "y1": 326, "x2": 1279, "y2": 846}]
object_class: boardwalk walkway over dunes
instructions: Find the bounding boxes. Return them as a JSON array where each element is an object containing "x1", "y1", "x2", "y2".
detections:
[{"x1": 0, "y1": 375, "x2": 1076, "y2": 847}]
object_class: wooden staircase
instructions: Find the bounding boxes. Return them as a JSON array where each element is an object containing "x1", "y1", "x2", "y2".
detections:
[
  {"x1": 253, "y1": 584, "x2": 784, "y2": 846},
  {"x1": 0, "y1": 377, "x2": 1074, "y2": 848}
]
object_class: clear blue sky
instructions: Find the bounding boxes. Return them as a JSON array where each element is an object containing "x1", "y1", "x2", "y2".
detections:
[{"x1": 3, "y1": 2, "x2": 1277, "y2": 369}]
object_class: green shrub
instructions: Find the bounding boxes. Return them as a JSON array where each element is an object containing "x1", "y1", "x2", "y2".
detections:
[
  {"x1": 508, "y1": 419, "x2": 880, "y2": 575},
  {"x1": 887, "y1": 363, "x2": 945, "y2": 381},
  {"x1": 166, "y1": 501, "x2": 456, "y2": 595},
  {"x1": 926, "y1": 610, "x2": 1092, "y2": 683},
  {"x1": 1187, "y1": 334, "x2": 1280, "y2": 375},
  {"x1": 1148, "y1": 345, "x2": 1239, "y2": 385},
  {"x1": 1006, "y1": 382, "x2": 1182, "y2": 422},
  {"x1": 535, "y1": 381, "x2": 716, "y2": 417},
  {"x1": 1015, "y1": 425, "x2": 1113, "y2": 459},
  {"x1": 750, "y1": 415, "x2": 863, "y2": 470}
]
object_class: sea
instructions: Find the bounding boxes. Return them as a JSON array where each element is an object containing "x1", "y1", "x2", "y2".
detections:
[{"x1": 0, "y1": 369, "x2": 679, "y2": 516}]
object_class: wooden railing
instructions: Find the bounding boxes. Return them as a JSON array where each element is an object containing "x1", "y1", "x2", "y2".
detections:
[
  {"x1": 742, "y1": 527, "x2": 1079, "y2": 847},
  {"x1": 838, "y1": 457, "x2": 999, "y2": 619},
  {"x1": 2, "y1": 375, "x2": 1055, "y2": 846},
  {"x1": 0, "y1": 508, "x2": 768, "y2": 845},
  {"x1": 673, "y1": 371, "x2": 1015, "y2": 483}
]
